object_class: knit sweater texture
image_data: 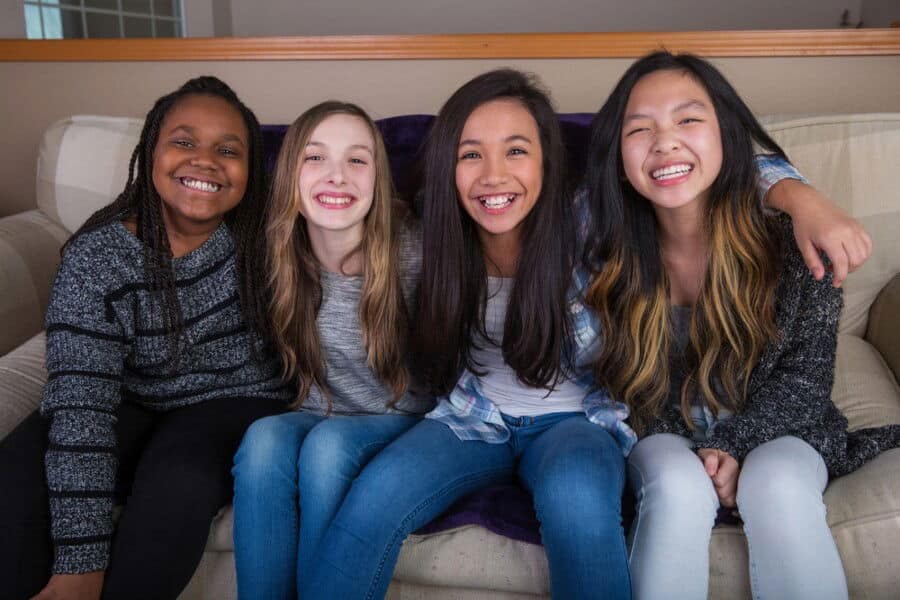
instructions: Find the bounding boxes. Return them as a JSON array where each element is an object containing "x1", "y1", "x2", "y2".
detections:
[
  {"x1": 41, "y1": 221, "x2": 291, "y2": 573},
  {"x1": 648, "y1": 215, "x2": 900, "y2": 477}
]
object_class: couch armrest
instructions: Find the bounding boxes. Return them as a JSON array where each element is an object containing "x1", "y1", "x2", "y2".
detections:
[
  {"x1": 0, "y1": 332, "x2": 46, "y2": 440},
  {"x1": 867, "y1": 274, "x2": 900, "y2": 383},
  {"x1": 0, "y1": 209, "x2": 68, "y2": 357}
]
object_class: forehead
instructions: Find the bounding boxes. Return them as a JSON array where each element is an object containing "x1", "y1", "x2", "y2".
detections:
[
  {"x1": 460, "y1": 98, "x2": 539, "y2": 140},
  {"x1": 161, "y1": 94, "x2": 248, "y2": 138},
  {"x1": 626, "y1": 69, "x2": 713, "y2": 112},
  {"x1": 309, "y1": 113, "x2": 374, "y2": 148}
]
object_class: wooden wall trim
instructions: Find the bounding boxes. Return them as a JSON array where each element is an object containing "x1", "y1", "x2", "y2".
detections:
[{"x1": 1, "y1": 29, "x2": 899, "y2": 61}]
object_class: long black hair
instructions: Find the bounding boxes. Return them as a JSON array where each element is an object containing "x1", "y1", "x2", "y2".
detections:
[
  {"x1": 583, "y1": 51, "x2": 788, "y2": 271},
  {"x1": 67, "y1": 76, "x2": 268, "y2": 363},
  {"x1": 583, "y1": 51, "x2": 790, "y2": 433},
  {"x1": 415, "y1": 68, "x2": 575, "y2": 396}
]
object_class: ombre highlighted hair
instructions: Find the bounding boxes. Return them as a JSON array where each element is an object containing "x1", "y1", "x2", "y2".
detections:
[
  {"x1": 266, "y1": 101, "x2": 409, "y2": 409},
  {"x1": 584, "y1": 52, "x2": 786, "y2": 435}
]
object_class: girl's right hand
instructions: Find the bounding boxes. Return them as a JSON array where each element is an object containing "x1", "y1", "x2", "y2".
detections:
[
  {"x1": 697, "y1": 448, "x2": 740, "y2": 507},
  {"x1": 30, "y1": 572, "x2": 105, "y2": 600}
]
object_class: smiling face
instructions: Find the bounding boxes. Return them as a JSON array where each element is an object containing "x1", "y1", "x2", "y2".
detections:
[
  {"x1": 620, "y1": 69, "x2": 723, "y2": 216},
  {"x1": 455, "y1": 98, "x2": 543, "y2": 249},
  {"x1": 296, "y1": 113, "x2": 376, "y2": 243},
  {"x1": 151, "y1": 93, "x2": 249, "y2": 236}
]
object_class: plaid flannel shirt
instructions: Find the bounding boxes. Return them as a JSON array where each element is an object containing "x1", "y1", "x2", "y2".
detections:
[{"x1": 426, "y1": 155, "x2": 804, "y2": 455}]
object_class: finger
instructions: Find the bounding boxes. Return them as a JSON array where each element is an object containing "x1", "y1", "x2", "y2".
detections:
[
  {"x1": 825, "y1": 241, "x2": 850, "y2": 288},
  {"x1": 720, "y1": 490, "x2": 737, "y2": 508},
  {"x1": 847, "y1": 235, "x2": 871, "y2": 272},
  {"x1": 713, "y1": 457, "x2": 740, "y2": 488},
  {"x1": 702, "y1": 452, "x2": 719, "y2": 477},
  {"x1": 798, "y1": 240, "x2": 825, "y2": 281}
]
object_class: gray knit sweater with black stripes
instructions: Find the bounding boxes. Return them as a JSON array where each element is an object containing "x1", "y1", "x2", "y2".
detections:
[{"x1": 41, "y1": 221, "x2": 292, "y2": 574}]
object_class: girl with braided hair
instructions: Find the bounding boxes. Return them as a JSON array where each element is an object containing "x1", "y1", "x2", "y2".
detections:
[{"x1": 0, "y1": 76, "x2": 292, "y2": 600}]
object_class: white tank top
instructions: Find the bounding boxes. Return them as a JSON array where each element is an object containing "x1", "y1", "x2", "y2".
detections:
[{"x1": 468, "y1": 277, "x2": 585, "y2": 417}]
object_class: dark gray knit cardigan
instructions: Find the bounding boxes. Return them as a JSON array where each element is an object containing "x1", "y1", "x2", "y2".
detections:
[{"x1": 648, "y1": 216, "x2": 900, "y2": 477}]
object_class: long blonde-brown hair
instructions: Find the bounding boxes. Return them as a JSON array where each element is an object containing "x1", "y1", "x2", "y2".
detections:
[
  {"x1": 266, "y1": 101, "x2": 409, "y2": 409},
  {"x1": 583, "y1": 52, "x2": 785, "y2": 435}
]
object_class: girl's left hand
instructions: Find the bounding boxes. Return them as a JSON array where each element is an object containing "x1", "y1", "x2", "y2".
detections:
[
  {"x1": 697, "y1": 448, "x2": 740, "y2": 507},
  {"x1": 766, "y1": 179, "x2": 873, "y2": 287}
]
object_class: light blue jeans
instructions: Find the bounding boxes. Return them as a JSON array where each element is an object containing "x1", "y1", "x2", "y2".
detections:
[
  {"x1": 231, "y1": 411, "x2": 418, "y2": 599},
  {"x1": 627, "y1": 433, "x2": 848, "y2": 600},
  {"x1": 299, "y1": 412, "x2": 630, "y2": 600}
]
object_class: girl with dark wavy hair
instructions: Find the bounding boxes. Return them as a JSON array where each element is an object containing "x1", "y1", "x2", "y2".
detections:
[
  {"x1": 0, "y1": 77, "x2": 293, "y2": 599},
  {"x1": 300, "y1": 69, "x2": 636, "y2": 599},
  {"x1": 585, "y1": 51, "x2": 900, "y2": 600},
  {"x1": 230, "y1": 101, "x2": 432, "y2": 598}
]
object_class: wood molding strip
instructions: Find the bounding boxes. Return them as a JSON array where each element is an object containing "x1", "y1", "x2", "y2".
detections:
[{"x1": 1, "y1": 30, "x2": 899, "y2": 61}]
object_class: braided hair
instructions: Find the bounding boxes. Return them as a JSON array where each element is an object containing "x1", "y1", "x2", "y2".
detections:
[{"x1": 67, "y1": 76, "x2": 269, "y2": 365}]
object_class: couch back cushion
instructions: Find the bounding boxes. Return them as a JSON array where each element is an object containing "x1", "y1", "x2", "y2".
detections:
[
  {"x1": 36, "y1": 112, "x2": 899, "y2": 338},
  {"x1": 37, "y1": 115, "x2": 143, "y2": 234},
  {"x1": 764, "y1": 114, "x2": 900, "y2": 337}
]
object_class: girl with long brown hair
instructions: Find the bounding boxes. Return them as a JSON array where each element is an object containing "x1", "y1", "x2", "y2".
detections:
[
  {"x1": 585, "y1": 51, "x2": 900, "y2": 600},
  {"x1": 230, "y1": 101, "x2": 431, "y2": 598}
]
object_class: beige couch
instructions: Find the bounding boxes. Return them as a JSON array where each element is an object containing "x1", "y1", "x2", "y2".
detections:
[{"x1": 1, "y1": 113, "x2": 899, "y2": 599}]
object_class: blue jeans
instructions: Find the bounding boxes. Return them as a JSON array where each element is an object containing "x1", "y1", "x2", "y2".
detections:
[
  {"x1": 231, "y1": 411, "x2": 418, "y2": 599},
  {"x1": 300, "y1": 412, "x2": 630, "y2": 600},
  {"x1": 627, "y1": 434, "x2": 847, "y2": 600}
]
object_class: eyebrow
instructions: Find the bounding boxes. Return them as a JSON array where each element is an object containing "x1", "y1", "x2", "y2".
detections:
[
  {"x1": 306, "y1": 140, "x2": 374, "y2": 155},
  {"x1": 168, "y1": 124, "x2": 246, "y2": 145},
  {"x1": 624, "y1": 99, "x2": 709, "y2": 123},
  {"x1": 458, "y1": 134, "x2": 533, "y2": 147}
]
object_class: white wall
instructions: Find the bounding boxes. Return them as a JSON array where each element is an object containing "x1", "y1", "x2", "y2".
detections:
[
  {"x1": 229, "y1": 0, "x2": 863, "y2": 36},
  {"x1": 1, "y1": 0, "x2": 874, "y2": 40}
]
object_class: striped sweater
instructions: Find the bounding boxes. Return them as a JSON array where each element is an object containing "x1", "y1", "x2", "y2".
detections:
[{"x1": 41, "y1": 221, "x2": 291, "y2": 574}]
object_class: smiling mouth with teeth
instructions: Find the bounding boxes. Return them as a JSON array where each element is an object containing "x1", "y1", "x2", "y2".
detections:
[
  {"x1": 478, "y1": 194, "x2": 517, "y2": 209},
  {"x1": 315, "y1": 193, "x2": 355, "y2": 208},
  {"x1": 179, "y1": 177, "x2": 222, "y2": 193},
  {"x1": 651, "y1": 164, "x2": 693, "y2": 181}
]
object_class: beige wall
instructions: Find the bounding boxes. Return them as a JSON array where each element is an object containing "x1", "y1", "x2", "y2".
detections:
[{"x1": 2, "y1": 55, "x2": 899, "y2": 216}]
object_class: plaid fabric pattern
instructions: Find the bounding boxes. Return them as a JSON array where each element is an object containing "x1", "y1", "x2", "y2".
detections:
[
  {"x1": 426, "y1": 154, "x2": 803, "y2": 456},
  {"x1": 426, "y1": 267, "x2": 638, "y2": 455},
  {"x1": 756, "y1": 153, "x2": 807, "y2": 195}
]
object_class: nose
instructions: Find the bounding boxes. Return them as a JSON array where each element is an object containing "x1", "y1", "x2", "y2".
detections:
[
  {"x1": 652, "y1": 128, "x2": 680, "y2": 154},
  {"x1": 189, "y1": 146, "x2": 219, "y2": 170},
  {"x1": 327, "y1": 161, "x2": 345, "y2": 185},
  {"x1": 478, "y1": 154, "x2": 508, "y2": 186}
]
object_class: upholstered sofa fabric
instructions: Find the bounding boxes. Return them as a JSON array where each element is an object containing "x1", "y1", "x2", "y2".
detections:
[{"x1": 0, "y1": 113, "x2": 898, "y2": 600}]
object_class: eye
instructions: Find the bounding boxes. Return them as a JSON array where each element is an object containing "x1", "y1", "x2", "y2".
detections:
[
  {"x1": 508, "y1": 147, "x2": 528, "y2": 156},
  {"x1": 624, "y1": 127, "x2": 649, "y2": 137},
  {"x1": 304, "y1": 154, "x2": 324, "y2": 162},
  {"x1": 218, "y1": 146, "x2": 240, "y2": 157},
  {"x1": 349, "y1": 157, "x2": 368, "y2": 165},
  {"x1": 679, "y1": 117, "x2": 702, "y2": 125},
  {"x1": 172, "y1": 138, "x2": 194, "y2": 148},
  {"x1": 458, "y1": 150, "x2": 480, "y2": 160}
]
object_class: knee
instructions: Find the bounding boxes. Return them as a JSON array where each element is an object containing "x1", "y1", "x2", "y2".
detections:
[
  {"x1": 232, "y1": 415, "x2": 302, "y2": 481},
  {"x1": 297, "y1": 420, "x2": 363, "y2": 483},
  {"x1": 629, "y1": 438, "x2": 717, "y2": 514},
  {"x1": 738, "y1": 437, "x2": 826, "y2": 515}
]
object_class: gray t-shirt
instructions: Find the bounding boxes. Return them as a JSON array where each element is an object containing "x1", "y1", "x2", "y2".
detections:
[
  {"x1": 301, "y1": 221, "x2": 432, "y2": 416},
  {"x1": 668, "y1": 305, "x2": 731, "y2": 441}
]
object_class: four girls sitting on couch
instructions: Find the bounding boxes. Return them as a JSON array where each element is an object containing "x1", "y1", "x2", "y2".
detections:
[{"x1": 2, "y1": 51, "x2": 898, "y2": 600}]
